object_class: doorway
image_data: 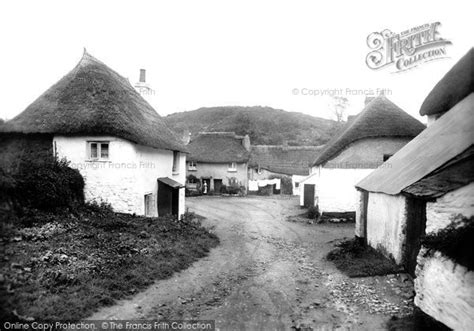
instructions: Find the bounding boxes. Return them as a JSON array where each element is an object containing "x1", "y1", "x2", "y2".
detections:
[{"x1": 304, "y1": 184, "x2": 315, "y2": 207}]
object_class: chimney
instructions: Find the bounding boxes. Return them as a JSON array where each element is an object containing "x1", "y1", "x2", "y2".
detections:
[
  {"x1": 182, "y1": 129, "x2": 191, "y2": 145},
  {"x1": 139, "y1": 69, "x2": 146, "y2": 83},
  {"x1": 242, "y1": 134, "x2": 251, "y2": 151}
]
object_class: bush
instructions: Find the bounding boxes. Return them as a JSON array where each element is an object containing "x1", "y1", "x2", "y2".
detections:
[
  {"x1": 1, "y1": 156, "x2": 84, "y2": 212},
  {"x1": 307, "y1": 205, "x2": 320, "y2": 219},
  {"x1": 421, "y1": 216, "x2": 474, "y2": 270},
  {"x1": 219, "y1": 185, "x2": 228, "y2": 194}
]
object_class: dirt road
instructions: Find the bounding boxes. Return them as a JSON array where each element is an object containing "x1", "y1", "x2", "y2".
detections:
[{"x1": 90, "y1": 196, "x2": 410, "y2": 330}]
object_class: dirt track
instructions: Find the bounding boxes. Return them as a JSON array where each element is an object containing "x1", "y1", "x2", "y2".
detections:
[{"x1": 90, "y1": 196, "x2": 411, "y2": 330}]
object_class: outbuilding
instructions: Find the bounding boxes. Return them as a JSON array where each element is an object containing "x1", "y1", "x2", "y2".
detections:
[{"x1": 355, "y1": 48, "x2": 474, "y2": 330}]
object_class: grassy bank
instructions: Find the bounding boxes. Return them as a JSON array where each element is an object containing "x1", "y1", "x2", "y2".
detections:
[
  {"x1": 327, "y1": 238, "x2": 402, "y2": 277},
  {"x1": 0, "y1": 206, "x2": 219, "y2": 321}
]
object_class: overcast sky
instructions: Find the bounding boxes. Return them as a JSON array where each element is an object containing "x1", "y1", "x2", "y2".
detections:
[{"x1": 0, "y1": 0, "x2": 472, "y2": 123}]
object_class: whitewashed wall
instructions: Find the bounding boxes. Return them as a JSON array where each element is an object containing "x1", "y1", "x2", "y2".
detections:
[
  {"x1": 301, "y1": 137, "x2": 409, "y2": 212},
  {"x1": 318, "y1": 168, "x2": 374, "y2": 212},
  {"x1": 366, "y1": 192, "x2": 407, "y2": 263},
  {"x1": 415, "y1": 183, "x2": 474, "y2": 329},
  {"x1": 425, "y1": 182, "x2": 474, "y2": 233},
  {"x1": 292, "y1": 175, "x2": 306, "y2": 196},
  {"x1": 54, "y1": 135, "x2": 185, "y2": 218}
]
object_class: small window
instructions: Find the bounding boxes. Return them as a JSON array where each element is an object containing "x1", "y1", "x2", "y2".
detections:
[
  {"x1": 295, "y1": 182, "x2": 299, "y2": 188},
  {"x1": 172, "y1": 151, "x2": 180, "y2": 173},
  {"x1": 383, "y1": 154, "x2": 393, "y2": 162},
  {"x1": 188, "y1": 161, "x2": 197, "y2": 171},
  {"x1": 88, "y1": 141, "x2": 109, "y2": 160},
  {"x1": 228, "y1": 162, "x2": 237, "y2": 172}
]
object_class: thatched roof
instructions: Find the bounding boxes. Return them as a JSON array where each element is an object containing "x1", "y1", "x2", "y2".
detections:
[
  {"x1": 187, "y1": 132, "x2": 250, "y2": 163},
  {"x1": 312, "y1": 96, "x2": 425, "y2": 166},
  {"x1": 420, "y1": 48, "x2": 474, "y2": 116},
  {"x1": 0, "y1": 51, "x2": 186, "y2": 152},
  {"x1": 356, "y1": 94, "x2": 474, "y2": 195},
  {"x1": 249, "y1": 145, "x2": 324, "y2": 176}
]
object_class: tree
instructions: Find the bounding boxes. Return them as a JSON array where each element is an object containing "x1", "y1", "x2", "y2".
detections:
[{"x1": 330, "y1": 96, "x2": 349, "y2": 123}]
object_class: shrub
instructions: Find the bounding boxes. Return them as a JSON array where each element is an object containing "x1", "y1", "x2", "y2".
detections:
[
  {"x1": 219, "y1": 185, "x2": 228, "y2": 194},
  {"x1": 2, "y1": 156, "x2": 84, "y2": 212},
  {"x1": 307, "y1": 205, "x2": 320, "y2": 219},
  {"x1": 421, "y1": 216, "x2": 474, "y2": 270}
]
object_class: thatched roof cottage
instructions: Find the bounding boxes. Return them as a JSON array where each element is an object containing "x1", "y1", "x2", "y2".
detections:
[
  {"x1": 0, "y1": 50, "x2": 187, "y2": 218},
  {"x1": 248, "y1": 145, "x2": 324, "y2": 195},
  {"x1": 355, "y1": 48, "x2": 474, "y2": 329},
  {"x1": 299, "y1": 95, "x2": 425, "y2": 210},
  {"x1": 186, "y1": 132, "x2": 250, "y2": 194}
]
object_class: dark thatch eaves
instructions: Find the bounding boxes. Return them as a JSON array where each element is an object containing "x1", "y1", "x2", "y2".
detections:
[
  {"x1": 249, "y1": 145, "x2": 324, "y2": 176},
  {"x1": 420, "y1": 48, "x2": 474, "y2": 116},
  {"x1": 0, "y1": 51, "x2": 186, "y2": 152},
  {"x1": 187, "y1": 132, "x2": 250, "y2": 163},
  {"x1": 312, "y1": 96, "x2": 425, "y2": 166}
]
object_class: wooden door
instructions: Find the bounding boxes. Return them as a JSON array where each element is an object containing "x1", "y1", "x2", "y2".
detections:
[
  {"x1": 304, "y1": 184, "x2": 315, "y2": 207},
  {"x1": 404, "y1": 198, "x2": 426, "y2": 276}
]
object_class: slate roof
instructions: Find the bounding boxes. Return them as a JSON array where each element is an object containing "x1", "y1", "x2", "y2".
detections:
[{"x1": 356, "y1": 93, "x2": 474, "y2": 195}]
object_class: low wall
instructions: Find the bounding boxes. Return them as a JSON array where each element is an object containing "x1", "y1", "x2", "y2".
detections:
[
  {"x1": 415, "y1": 183, "x2": 474, "y2": 328},
  {"x1": 415, "y1": 249, "x2": 474, "y2": 330}
]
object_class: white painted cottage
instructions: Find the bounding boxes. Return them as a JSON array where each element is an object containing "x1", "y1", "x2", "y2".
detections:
[
  {"x1": 355, "y1": 48, "x2": 474, "y2": 329},
  {"x1": 1, "y1": 51, "x2": 187, "y2": 218},
  {"x1": 299, "y1": 95, "x2": 425, "y2": 211}
]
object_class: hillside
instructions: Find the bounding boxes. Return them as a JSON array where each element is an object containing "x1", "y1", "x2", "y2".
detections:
[{"x1": 164, "y1": 106, "x2": 339, "y2": 146}]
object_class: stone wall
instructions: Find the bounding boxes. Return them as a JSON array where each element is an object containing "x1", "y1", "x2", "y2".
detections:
[
  {"x1": 415, "y1": 249, "x2": 474, "y2": 330},
  {"x1": 415, "y1": 183, "x2": 474, "y2": 328},
  {"x1": 54, "y1": 135, "x2": 185, "y2": 218}
]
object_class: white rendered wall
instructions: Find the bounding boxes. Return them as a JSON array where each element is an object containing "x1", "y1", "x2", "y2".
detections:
[
  {"x1": 54, "y1": 136, "x2": 185, "y2": 218},
  {"x1": 415, "y1": 183, "x2": 474, "y2": 329},
  {"x1": 425, "y1": 182, "x2": 474, "y2": 233},
  {"x1": 366, "y1": 192, "x2": 407, "y2": 263},
  {"x1": 317, "y1": 168, "x2": 373, "y2": 212}
]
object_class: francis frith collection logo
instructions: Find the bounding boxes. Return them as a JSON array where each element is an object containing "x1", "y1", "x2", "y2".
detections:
[{"x1": 366, "y1": 22, "x2": 452, "y2": 72}]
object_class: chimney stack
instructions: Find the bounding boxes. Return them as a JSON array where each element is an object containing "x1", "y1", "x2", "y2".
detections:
[
  {"x1": 139, "y1": 69, "x2": 146, "y2": 83},
  {"x1": 242, "y1": 134, "x2": 251, "y2": 152}
]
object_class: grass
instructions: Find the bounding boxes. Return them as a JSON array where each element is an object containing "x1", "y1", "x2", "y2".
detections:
[
  {"x1": 0, "y1": 206, "x2": 219, "y2": 321},
  {"x1": 326, "y1": 238, "x2": 402, "y2": 277}
]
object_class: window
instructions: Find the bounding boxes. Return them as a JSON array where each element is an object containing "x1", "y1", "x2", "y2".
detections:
[
  {"x1": 188, "y1": 161, "x2": 197, "y2": 171},
  {"x1": 88, "y1": 141, "x2": 109, "y2": 160},
  {"x1": 228, "y1": 162, "x2": 237, "y2": 172},
  {"x1": 383, "y1": 154, "x2": 393, "y2": 162},
  {"x1": 172, "y1": 151, "x2": 180, "y2": 173},
  {"x1": 295, "y1": 182, "x2": 299, "y2": 188}
]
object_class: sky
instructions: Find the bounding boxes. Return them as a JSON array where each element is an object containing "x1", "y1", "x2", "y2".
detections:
[{"x1": 0, "y1": 0, "x2": 472, "y2": 123}]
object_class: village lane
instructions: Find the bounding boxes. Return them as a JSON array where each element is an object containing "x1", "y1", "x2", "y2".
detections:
[{"x1": 90, "y1": 196, "x2": 394, "y2": 330}]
